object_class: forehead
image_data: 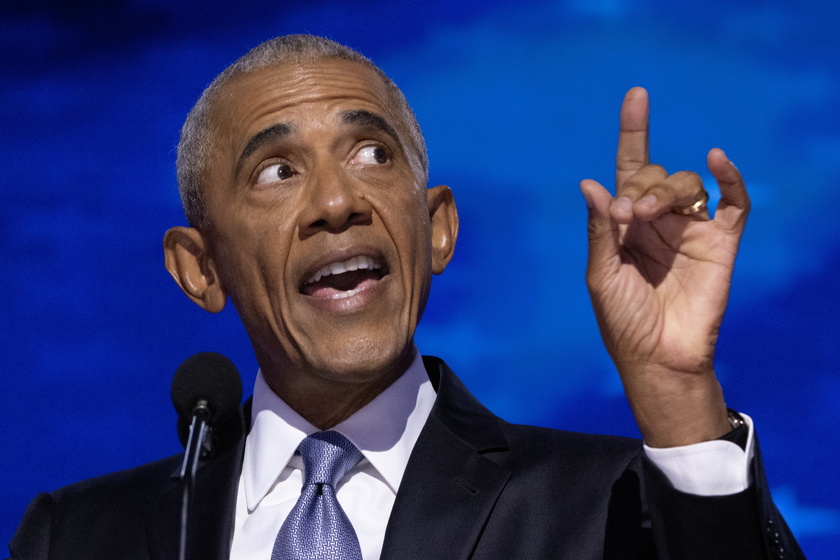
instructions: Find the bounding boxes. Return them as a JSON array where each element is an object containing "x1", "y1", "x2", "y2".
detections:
[{"x1": 210, "y1": 59, "x2": 401, "y2": 150}]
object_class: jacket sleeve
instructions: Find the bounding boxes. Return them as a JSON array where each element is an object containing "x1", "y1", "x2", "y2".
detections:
[{"x1": 643, "y1": 437, "x2": 804, "y2": 560}]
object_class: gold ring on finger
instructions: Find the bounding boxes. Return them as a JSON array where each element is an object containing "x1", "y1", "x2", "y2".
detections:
[{"x1": 672, "y1": 190, "x2": 709, "y2": 216}]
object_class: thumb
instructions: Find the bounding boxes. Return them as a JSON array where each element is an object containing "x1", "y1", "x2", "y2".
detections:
[{"x1": 580, "y1": 179, "x2": 619, "y2": 274}]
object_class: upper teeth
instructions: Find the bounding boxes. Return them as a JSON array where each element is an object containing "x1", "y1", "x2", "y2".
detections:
[{"x1": 307, "y1": 255, "x2": 381, "y2": 284}]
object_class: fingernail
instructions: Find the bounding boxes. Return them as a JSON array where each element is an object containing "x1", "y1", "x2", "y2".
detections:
[
  {"x1": 637, "y1": 194, "x2": 657, "y2": 210},
  {"x1": 614, "y1": 196, "x2": 632, "y2": 214}
]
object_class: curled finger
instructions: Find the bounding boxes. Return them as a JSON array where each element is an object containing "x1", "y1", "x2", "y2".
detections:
[{"x1": 631, "y1": 170, "x2": 709, "y2": 221}]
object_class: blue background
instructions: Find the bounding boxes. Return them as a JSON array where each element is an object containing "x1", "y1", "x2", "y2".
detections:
[{"x1": 2, "y1": 1, "x2": 838, "y2": 557}]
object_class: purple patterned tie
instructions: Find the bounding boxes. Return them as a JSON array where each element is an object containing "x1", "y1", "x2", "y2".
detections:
[{"x1": 271, "y1": 431, "x2": 364, "y2": 560}]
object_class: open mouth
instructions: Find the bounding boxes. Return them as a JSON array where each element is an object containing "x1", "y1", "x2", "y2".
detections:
[{"x1": 300, "y1": 255, "x2": 388, "y2": 300}]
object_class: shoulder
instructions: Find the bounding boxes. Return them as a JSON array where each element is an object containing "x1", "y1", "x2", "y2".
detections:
[
  {"x1": 424, "y1": 355, "x2": 643, "y2": 476},
  {"x1": 9, "y1": 454, "x2": 184, "y2": 560},
  {"x1": 46, "y1": 401, "x2": 248, "y2": 515},
  {"x1": 49, "y1": 453, "x2": 183, "y2": 511},
  {"x1": 52, "y1": 453, "x2": 183, "y2": 501},
  {"x1": 501, "y1": 421, "x2": 641, "y2": 458},
  {"x1": 494, "y1": 419, "x2": 643, "y2": 478}
]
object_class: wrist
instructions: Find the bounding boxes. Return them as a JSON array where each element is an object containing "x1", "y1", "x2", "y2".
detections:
[{"x1": 620, "y1": 365, "x2": 731, "y2": 448}]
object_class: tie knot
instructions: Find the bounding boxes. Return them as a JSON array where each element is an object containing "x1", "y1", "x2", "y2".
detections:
[{"x1": 298, "y1": 431, "x2": 363, "y2": 488}]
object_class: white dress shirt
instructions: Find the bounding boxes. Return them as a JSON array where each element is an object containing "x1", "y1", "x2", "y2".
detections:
[
  {"x1": 230, "y1": 350, "x2": 435, "y2": 560},
  {"x1": 230, "y1": 350, "x2": 753, "y2": 559}
]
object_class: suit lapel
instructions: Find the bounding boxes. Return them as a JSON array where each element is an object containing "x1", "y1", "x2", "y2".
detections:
[{"x1": 380, "y1": 357, "x2": 511, "y2": 560}]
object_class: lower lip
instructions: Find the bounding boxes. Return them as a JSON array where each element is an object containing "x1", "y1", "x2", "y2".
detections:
[{"x1": 300, "y1": 275, "x2": 390, "y2": 313}]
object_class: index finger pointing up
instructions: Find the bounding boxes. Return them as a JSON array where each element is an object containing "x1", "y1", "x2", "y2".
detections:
[{"x1": 616, "y1": 87, "x2": 650, "y2": 191}]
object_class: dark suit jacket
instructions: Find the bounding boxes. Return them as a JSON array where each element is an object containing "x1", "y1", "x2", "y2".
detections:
[{"x1": 8, "y1": 356, "x2": 802, "y2": 559}]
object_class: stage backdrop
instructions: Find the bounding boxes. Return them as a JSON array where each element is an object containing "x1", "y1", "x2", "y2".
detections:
[{"x1": 2, "y1": 1, "x2": 838, "y2": 557}]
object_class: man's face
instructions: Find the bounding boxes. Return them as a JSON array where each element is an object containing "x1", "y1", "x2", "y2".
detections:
[{"x1": 194, "y1": 59, "x2": 455, "y2": 394}]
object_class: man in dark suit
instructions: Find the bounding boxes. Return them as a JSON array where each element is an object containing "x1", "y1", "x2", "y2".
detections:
[{"x1": 8, "y1": 34, "x2": 803, "y2": 559}]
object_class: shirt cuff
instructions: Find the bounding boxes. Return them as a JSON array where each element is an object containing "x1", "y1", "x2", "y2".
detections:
[{"x1": 643, "y1": 413, "x2": 755, "y2": 496}]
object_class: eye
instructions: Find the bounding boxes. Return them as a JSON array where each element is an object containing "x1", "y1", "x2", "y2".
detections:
[
  {"x1": 256, "y1": 163, "x2": 295, "y2": 184},
  {"x1": 352, "y1": 145, "x2": 390, "y2": 165}
]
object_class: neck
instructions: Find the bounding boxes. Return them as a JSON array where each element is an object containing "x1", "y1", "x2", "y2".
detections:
[{"x1": 258, "y1": 350, "x2": 414, "y2": 430}]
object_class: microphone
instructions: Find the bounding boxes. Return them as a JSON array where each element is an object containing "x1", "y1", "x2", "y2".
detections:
[
  {"x1": 170, "y1": 352, "x2": 242, "y2": 560},
  {"x1": 171, "y1": 351, "x2": 243, "y2": 457}
]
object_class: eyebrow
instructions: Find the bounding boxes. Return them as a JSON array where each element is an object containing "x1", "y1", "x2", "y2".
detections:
[
  {"x1": 341, "y1": 110, "x2": 401, "y2": 147},
  {"x1": 235, "y1": 122, "x2": 293, "y2": 175},
  {"x1": 233, "y1": 111, "x2": 401, "y2": 176}
]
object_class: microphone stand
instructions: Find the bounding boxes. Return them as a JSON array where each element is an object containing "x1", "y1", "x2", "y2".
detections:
[{"x1": 177, "y1": 399, "x2": 213, "y2": 560}]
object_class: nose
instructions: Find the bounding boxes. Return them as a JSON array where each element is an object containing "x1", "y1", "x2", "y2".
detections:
[{"x1": 297, "y1": 160, "x2": 372, "y2": 237}]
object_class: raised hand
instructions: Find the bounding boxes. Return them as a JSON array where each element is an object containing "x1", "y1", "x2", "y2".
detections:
[{"x1": 580, "y1": 88, "x2": 749, "y2": 447}]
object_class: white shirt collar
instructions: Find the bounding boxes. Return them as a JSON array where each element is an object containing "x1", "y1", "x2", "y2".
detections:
[{"x1": 242, "y1": 349, "x2": 436, "y2": 511}]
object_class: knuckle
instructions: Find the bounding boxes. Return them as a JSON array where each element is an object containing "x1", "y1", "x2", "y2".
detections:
[
  {"x1": 670, "y1": 170, "x2": 702, "y2": 183},
  {"x1": 645, "y1": 163, "x2": 668, "y2": 175},
  {"x1": 616, "y1": 154, "x2": 646, "y2": 168},
  {"x1": 621, "y1": 164, "x2": 667, "y2": 194}
]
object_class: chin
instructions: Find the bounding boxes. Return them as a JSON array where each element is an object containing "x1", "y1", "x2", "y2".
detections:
[{"x1": 309, "y1": 337, "x2": 413, "y2": 384}]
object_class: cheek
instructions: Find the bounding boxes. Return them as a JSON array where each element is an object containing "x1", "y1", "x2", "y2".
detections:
[
  {"x1": 374, "y1": 189, "x2": 431, "y2": 255},
  {"x1": 391, "y1": 194, "x2": 434, "y2": 291},
  {"x1": 212, "y1": 225, "x2": 290, "y2": 306},
  {"x1": 409, "y1": 193, "x2": 434, "y2": 262}
]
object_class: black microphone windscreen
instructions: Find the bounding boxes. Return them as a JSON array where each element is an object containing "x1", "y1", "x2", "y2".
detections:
[{"x1": 170, "y1": 352, "x2": 243, "y2": 426}]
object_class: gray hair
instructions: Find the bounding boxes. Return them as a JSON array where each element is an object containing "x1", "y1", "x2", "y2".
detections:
[{"x1": 176, "y1": 34, "x2": 428, "y2": 229}]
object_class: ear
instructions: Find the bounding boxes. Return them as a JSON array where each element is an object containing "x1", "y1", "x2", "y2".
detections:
[
  {"x1": 163, "y1": 226, "x2": 227, "y2": 313},
  {"x1": 427, "y1": 185, "x2": 459, "y2": 274}
]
